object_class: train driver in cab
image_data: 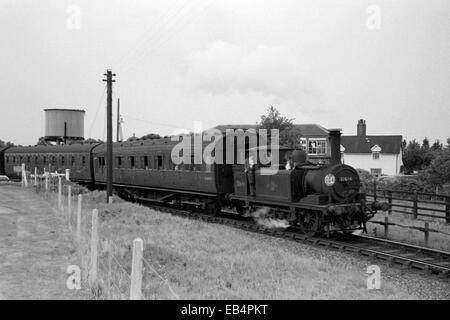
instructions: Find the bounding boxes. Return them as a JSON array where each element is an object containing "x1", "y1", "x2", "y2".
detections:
[{"x1": 245, "y1": 152, "x2": 257, "y2": 197}]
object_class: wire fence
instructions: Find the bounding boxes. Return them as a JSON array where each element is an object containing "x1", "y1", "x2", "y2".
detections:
[{"x1": 19, "y1": 165, "x2": 180, "y2": 300}]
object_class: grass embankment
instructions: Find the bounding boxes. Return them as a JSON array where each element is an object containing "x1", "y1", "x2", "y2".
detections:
[{"x1": 37, "y1": 181, "x2": 420, "y2": 300}]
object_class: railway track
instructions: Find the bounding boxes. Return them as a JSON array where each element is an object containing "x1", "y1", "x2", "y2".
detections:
[{"x1": 137, "y1": 198, "x2": 450, "y2": 277}]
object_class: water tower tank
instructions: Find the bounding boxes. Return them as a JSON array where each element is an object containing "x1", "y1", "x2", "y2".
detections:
[{"x1": 44, "y1": 108, "x2": 85, "y2": 142}]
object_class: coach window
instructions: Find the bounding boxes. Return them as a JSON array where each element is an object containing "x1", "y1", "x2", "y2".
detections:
[
  {"x1": 82, "y1": 156, "x2": 86, "y2": 166},
  {"x1": 52, "y1": 156, "x2": 56, "y2": 165},
  {"x1": 72, "y1": 156, "x2": 76, "y2": 165},
  {"x1": 116, "y1": 156, "x2": 122, "y2": 168},
  {"x1": 144, "y1": 156, "x2": 149, "y2": 169},
  {"x1": 157, "y1": 156, "x2": 163, "y2": 169},
  {"x1": 61, "y1": 156, "x2": 65, "y2": 166},
  {"x1": 43, "y1": 156, "x2": 46, "y2": 164},
  {"x1": 27, "y1": 156, "x2": 30, "y2": 164}
]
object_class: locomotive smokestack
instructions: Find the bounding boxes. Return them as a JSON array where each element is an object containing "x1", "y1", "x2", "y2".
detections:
[{"x1": 328, "y1": 129, "x2": 342, "y2": 165}]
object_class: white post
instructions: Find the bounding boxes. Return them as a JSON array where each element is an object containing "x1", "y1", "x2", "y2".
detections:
[
  {"x1": 34, "y1": 167, "x2": 37, "y2": 186},
  {"x1": 76, "y1": 194, "x2": 82, "y2": 243},
  {"x1": 89, "y1": 209, "x2": 99, "y2": 286},
  {"x1": 108, "y1": 196, "x2": 113, "y2": 204},
  {"x1": 45, "y1": 173, "x2": 49, "y2": 192},
  {"x1": 65, "y1": 169, "x2": 70, "y2": 181},
  {"x1": 130, "y1": 238, "x2": 144, "y2": 300},
  {"x1": 58, "y1": 176, "x2": 62, "y2": 210},
  {"x1": 22, "y1": 163, "x2": 28, "y2": 187},
  {"x1": 67, "y1": 185, "x2": 72, "y2": 222}
]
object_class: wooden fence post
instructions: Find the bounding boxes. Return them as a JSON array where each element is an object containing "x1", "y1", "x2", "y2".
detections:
[
  {"x1": 445, "y1": 196, "x2": 450, "y2": 224},
  {"x1": 423, "y1": 222, "x2": 429, "y2": 247},
  {"x1": 387, "y1": 190, "x2": 392, "y2": 215},
  {"x1": 58, "y1": 176, "x2": 62, "y2": 210},
  {"x1": 76, "y1": 194, "x2": 82, "y2": 243},
  {"x1": 384, "y1": 216, "x2": 389, "y2": 239},
  {"x1": 108, "y1": 196, "x2": 113, "y2": 204},
  {"x1": 34, "y1": 167, "x2": 37, "y2": 186},
  {"x1": 45, "y1": 173, "x2": 49, "y2": 192},
  {"x1": 89, "y1": 209, "x2": 99, "y2": 286},
  {"x1": 130, "y1": 238, "x2": 144, "y2": 300},
  {"x1": 22, "y1": 163, "x2": 28, "y2": 187},
  {"x1": 107, "y1": 243, "x2": 113, "y2": 299},
  {"x1": 68, "y1": 185, "x2": 72, "y2": 220},
  {"x1": 412, "y1": 191, "x2": 418, "y2": 219},
  {"x1": 373, "y1": 180, "x2": 377, "y2": 202}
]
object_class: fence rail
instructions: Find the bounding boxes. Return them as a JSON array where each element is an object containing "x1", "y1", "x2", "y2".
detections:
[{"x1": 368, "y1": 185, "x2": 450, "y2": 223}]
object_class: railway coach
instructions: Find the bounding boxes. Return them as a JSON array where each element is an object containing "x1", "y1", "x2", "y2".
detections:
[{"x1": 3, "y1": 144, "x2": 99, "y2": 183}]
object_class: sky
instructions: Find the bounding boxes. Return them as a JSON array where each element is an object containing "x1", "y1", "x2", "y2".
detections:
[{"x1": 0, "y1": 0, "x2": 449, "y2": 146}]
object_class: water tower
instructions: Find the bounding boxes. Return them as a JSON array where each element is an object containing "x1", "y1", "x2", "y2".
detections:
[{"x1": 44, "y1": 108, "x2": 85, "y2": 144}]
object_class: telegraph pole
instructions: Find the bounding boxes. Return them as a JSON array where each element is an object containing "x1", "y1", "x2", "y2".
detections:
[
  {"x1": 103, "y1": 70, "x2": 116, "y2": 203},
  {"x1": 116, "y1": 98, "x2": 120, "y2": 142}
]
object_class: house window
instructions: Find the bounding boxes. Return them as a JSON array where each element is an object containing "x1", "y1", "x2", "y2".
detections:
[
  {"x1": 371, "y1": 168, "x2": 382, "y2": 176},
  {"x1": 300, "y1": 138, "x2": 307, "y2": 151},
  {"x1": 372, "y1": 152, "x2": 380, "y2": 160},
  {"x1": 308, "y1": 139, "x2": 327, "y2": 155}
]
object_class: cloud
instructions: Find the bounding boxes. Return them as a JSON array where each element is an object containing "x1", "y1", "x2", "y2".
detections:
[{"x1": 184, "y1": 41, "x2": 313, "y2": 100}]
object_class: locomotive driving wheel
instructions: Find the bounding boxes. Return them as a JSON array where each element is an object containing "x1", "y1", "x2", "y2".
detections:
[{"x1": 297, "y1": 210, "x2": 322, "y2": 236}]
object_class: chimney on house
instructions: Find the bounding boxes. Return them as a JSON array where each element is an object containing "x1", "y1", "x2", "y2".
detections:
[{"x1": 357, "y1": 119, "x2": 366, "y2": 137}]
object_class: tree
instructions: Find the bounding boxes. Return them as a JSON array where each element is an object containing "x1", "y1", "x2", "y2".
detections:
[
  {"x1": 81, "y1": 138, "x2": 104, "y2": 144},
  {"x1": 259, "y1": 106, "x2": 294, "y2": 146},
  {"x1": 431, "y1": 140, "x2": 443, "y2": 151},
  {"x1": 419, "y1": 151, "x2": 450, "y2": 188},
  {"x1": 422, "y1": 137, "x2": 430, "y2": 150},
  {"x1": 402, "y1": 139, "x2": 426, "y2": 173},
  {"x1": 36, "y1": 137, "x2": 51, "y2": 146},
  {"x1": 0, "y1": 139, "x2": 15, "y2": 148},
  {"x1": 140, "y1": 133, "x2": 161, "y2": 140},
  {"x1": 446, "y1": 138, "x2": 450, "y2": 150}
]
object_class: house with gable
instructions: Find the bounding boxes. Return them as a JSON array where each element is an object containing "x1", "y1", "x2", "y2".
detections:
[{"x1": 340, "y1": 120, "x2": 403, "y2": 176}]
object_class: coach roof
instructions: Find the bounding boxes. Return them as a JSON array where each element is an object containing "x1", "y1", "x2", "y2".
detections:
[{"x1": 5, "y1": 143, "x2": 100, "y2": 154}]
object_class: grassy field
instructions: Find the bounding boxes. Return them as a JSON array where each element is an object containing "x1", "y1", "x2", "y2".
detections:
[{"x1": 31, "y1": 180, "x2": 445, "y2": 300}]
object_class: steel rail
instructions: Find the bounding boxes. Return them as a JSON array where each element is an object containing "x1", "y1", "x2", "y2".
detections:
[{"x1": 138, "y1": 199, "x2": 450, "y2": 277}]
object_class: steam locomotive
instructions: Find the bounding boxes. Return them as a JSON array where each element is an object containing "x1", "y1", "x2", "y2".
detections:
[{"x1": 0, "y1": 128, "x2": 388, "y2": 236}]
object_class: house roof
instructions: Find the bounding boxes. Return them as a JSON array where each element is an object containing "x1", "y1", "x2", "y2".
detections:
[
  {"x1": 212, "y1": 124, "x2": 329, "y2": 137},
  {"x1": 341, "y1": 135, "x2": 403, "y2": 154},
  {"x1": 291, "y1": 124, "x2": 329, "y2": 137}
]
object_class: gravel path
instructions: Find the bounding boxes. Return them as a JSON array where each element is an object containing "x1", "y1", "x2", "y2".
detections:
[{"x1": 0, "y1": 184, "x2": 86, "y2": 300}]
